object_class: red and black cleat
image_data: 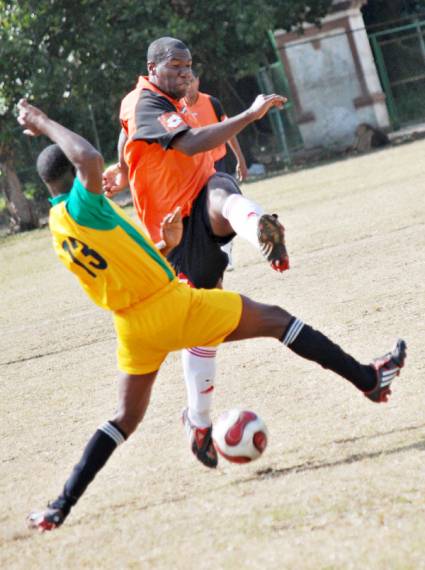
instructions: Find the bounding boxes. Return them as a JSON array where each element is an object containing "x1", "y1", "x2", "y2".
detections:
[
  {"x1": 365, "y1": 339, "x2": 407, "y2": 403},
  {"x1": 182, "y1": 408, "x2": 218, "y2": 469},
  {"x1": 27, "y1": 506, "x2": 67, "y2": 532},
  {"x1": 257, "y1": 214, "x2": 290, "y2": 273}
]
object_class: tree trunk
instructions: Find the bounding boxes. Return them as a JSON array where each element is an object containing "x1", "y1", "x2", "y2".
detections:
[{"x1": 0, "y1": 152, "x2": 38, "y2": 232}]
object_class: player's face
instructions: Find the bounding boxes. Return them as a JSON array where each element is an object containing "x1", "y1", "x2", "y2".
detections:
[{"x1": 151, "y1": 48, "x2": 193, "y2": 100}]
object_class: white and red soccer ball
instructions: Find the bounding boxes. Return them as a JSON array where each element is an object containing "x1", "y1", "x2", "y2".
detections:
[{"x1": 212, "y1": 409, "x2": 268, "y2": 464}]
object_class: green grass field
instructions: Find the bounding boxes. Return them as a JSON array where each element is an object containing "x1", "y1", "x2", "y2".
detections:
[{"x1": 1, "y1": 140, "x2": 424, "y2": 569}]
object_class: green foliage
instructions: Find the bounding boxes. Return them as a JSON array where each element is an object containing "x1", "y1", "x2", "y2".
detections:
[
  {"x1": 363, "y1": 0, "x2": 425, "y2": 26},
  {"x1": 0, "y1": 0, "x2": 332, "y2": 200}
]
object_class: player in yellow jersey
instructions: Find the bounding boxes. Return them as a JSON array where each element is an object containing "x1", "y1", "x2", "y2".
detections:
[{"x1": 17, "y1": 100, "x2": 406, "y2": 532}]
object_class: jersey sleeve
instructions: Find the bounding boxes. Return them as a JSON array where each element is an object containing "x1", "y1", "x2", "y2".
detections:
[
  {"x1": 66, "y1": 178, "x2": 117, "y2": 230},
  {"x1": 132, "y1": 92, "x2": 191, "y2": 149}
]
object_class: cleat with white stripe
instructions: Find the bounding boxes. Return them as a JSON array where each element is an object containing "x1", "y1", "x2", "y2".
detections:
[
  {"x1": 27, "y1": 505, "x2": 67, "y2": 532},
  {"x1": 182, "y1": 408, "x2": 218, "y2": 468},
  {"x1": 257, "y1": 214, "x2": 289, "y2": 273},
  {"x1": 365, "y1": 339, "x2": 407, "y2": 403}
]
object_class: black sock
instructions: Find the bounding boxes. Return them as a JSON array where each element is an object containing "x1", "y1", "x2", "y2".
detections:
[
  {"x1": 281, "y1": 317, "x2": 376, "y2": 391},
  {"x1": 50, "y1": 421, "x2": 127, "y2": 516}
]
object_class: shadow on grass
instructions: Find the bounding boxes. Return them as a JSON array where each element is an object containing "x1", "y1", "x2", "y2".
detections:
[
  {"x1": 333, "y1": 422, "x2": 425, "y2": 445},
  {"x1": 253, "y1": 436, "x2": 425, "y2": 482}
]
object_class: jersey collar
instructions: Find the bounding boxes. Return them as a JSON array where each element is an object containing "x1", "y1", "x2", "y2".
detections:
[
  {"x1": 49, "y1": 192, "x2": 70, "y2": 206},
  {"x1": 136, "y1": 76, "x2": 183, "y2": 110}
]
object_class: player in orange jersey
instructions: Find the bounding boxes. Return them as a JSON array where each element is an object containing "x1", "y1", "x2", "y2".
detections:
[{"x1": 103, "y1": 37, "x2": 289, "y2": 470}]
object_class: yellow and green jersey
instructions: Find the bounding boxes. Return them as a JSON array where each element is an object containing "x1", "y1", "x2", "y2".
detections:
[{"x1": 49, "y1": 178, "x2": 176, "y2": 311}]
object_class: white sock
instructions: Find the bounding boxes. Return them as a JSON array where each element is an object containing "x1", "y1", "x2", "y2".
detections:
[
  {"x1": 182, "y1": 347, "x2": 217, "y2": 428},
  {"x1": 222, "y1": 194, "x2": 264, "y2": 249}
]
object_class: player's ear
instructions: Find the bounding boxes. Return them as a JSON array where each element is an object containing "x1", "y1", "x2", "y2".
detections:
[{"x1": 147, "y1": 61, "x2": 156, "y2": 76}]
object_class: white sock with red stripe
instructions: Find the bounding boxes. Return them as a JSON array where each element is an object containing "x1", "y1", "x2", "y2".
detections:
[
  {"x1": 221, "y1": 194, "x2": 264, "y2": 249},
  {"x1": 182, "y1": 347, "x2": 217, "y2": 428}
]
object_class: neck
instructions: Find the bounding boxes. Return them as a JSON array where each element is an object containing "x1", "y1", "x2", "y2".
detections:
[{"x1": 185, "y1": 93, "x2": 198, "y2": 106}]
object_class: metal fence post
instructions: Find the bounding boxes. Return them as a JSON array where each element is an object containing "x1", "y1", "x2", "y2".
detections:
[{"x1": 369, "y1": 33, "x2": 400, "y2": 130}]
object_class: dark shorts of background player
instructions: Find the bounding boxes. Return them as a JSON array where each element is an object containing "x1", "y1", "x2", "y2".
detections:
[
  {"x1": 214, "y1": 157, "x2": 227, "y2": 174},
  {"x1": 167, "y1": 172, "x2": 241, "y2": 289}
]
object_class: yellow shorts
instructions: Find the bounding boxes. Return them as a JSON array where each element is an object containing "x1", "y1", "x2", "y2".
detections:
[{"x1": 113, "y1": 279, "x2": 242, "y2": 375}]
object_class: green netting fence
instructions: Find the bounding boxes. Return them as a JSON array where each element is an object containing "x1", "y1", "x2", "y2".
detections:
[{"x1": 369, "y1": 19, "x2": 425, "y2": 129}]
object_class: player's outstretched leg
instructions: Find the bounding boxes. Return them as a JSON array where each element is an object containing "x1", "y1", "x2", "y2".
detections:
[
  {"x1": 281, "y1": 319, "x2": 406, "y2": 402},
  {"x1": 27, "y1": 420, "x2": 127, "y2": 532},
  {"x1": 211, "y1": 178, "x2": 289, "y2": 273},
  {"x1": 224, "y1": 297, "x2": 406, "y2": 402},
  {"x1": 27, "y1": 371, "x2": 156, "y2": 531},
  {"x1": 221, "y1": 193, "x2": 289, "y2": 273}
]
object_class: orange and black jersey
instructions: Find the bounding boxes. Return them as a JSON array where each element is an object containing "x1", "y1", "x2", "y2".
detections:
[{"x1": 120, "y1": 76, "x2": 215, "y2": 242}]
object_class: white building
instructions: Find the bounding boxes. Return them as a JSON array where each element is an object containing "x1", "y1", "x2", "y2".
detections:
[{"x1": 275, "y1": 0, "x2": 389, "y2": 149}]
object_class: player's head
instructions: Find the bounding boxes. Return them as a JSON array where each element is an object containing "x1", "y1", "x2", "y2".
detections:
[
  {"x1": 147, "y1": 37, "x2": 192, "y2": 100},
  {"x1": 36, "y1": 144, "x2": 76, "y2": 195}
]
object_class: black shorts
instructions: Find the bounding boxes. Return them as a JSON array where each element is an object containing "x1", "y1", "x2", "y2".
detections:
[{"x1": 167, "y1": 173, "x2": 240, "y2": 288}]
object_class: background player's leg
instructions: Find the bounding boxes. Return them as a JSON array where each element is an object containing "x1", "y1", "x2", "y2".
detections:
[{"x1": 28, "y1": 371, "x2": 157, "y2": 531}]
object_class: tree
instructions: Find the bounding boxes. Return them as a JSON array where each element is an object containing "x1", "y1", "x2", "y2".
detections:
[
  {"x1": 0, "y1": 0, "x2": 332, "y2": 231},
  {"x1": 362, "y1": 0, "x2": 425, "y2": 27},
  {"x1": 0, "y1": 0, "x2": 135, "y2": 230}
]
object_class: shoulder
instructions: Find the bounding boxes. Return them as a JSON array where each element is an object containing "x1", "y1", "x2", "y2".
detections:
[
  {"x1": 137, "y1": 90, "x2": 178, "y2": 113},
  {"x1": 120, "y1": 86, "x2": 143, "y2": 118},
  {"x1": 208, "y1": 94, "x2": 222, "y2": 107},
  {"x1": 207, "y1": 95, "x2": 225, "y2": 120}
]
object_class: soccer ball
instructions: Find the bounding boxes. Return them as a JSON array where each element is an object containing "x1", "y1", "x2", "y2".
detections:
[{"x1": 212, "y1": 409, "x2": 268, "y2": 464}]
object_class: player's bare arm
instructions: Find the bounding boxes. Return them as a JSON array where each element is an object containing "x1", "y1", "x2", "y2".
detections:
[
  {"x1": 17, "y1": 99, "x2": 103, "y2": 194},
  {"x1": 103, "y1": 129, "x2": 129, "y2": 197},
  {"x1": 172, "y1": 94, "x2": 287, "y2": 156},
  {"x1": 228, "y1": 136, "x2": 248, "y2": 181}
]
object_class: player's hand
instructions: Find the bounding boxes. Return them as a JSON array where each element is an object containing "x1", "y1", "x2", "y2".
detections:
[
  {"x1": 236, "y1": 158, "x2": 249, "y2": 182},
  {"x1": 160, "y1": 207, "x2": 183, "y2": 251},
  {"x1": 103, "y1": 163, "x2": 128, "y2": 197},
  {"x1": 247, "y1": 94, "x2": 288, "y2": 122},
  {"x1": 17, "y1": 99, "x2": 47, "y2": 136}
]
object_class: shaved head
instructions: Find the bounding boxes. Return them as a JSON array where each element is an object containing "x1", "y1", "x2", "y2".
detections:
[
  {"x1": 36, "y1": 144, "x2": 73, "y2": 183},
  {"x1": 147, "y1": 37, "x2": 189, "y2": 64}
]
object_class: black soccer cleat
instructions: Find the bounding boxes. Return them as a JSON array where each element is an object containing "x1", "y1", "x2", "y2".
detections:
[
  {"x1": 365, "y1": 339, "x2": 407, "y2": 403},
  {"x1": 257, "y1": 214, "x2": 289, "y2": 272},
  {"x1": 182, "y1": 408, "x2": 218, "y2": 469},
  {"x1": 27, "y1": 505, "x2": 68, "y2": 532}
]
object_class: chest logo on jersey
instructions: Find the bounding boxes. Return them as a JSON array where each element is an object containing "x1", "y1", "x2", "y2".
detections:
[{"x1": 158, "y1": 112, "x2": 185, "y2": 131}]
